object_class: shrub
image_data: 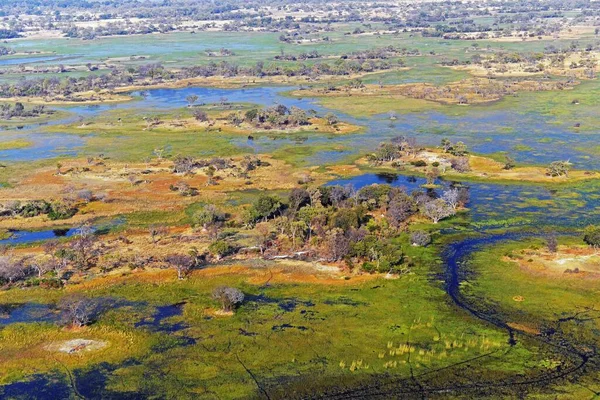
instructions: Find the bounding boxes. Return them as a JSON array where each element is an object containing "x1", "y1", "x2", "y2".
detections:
[
  {"x1": 410, "y1": 230, "x2": 431, "y2": 247},
  {"x1": 583, "y1": 225, "x2": 600, "y2": 248},
  {"x1": 48, "y1": 201, "x2": 78, "y2": 220},
  {"x1": 450, "y1": 157, "x2": 470, "y2": 173},
  {"x1": 410, "y1": 160, "x2": 427, "y2": 167},
  {"x1": 208, "y1": 240, "x2": 233, "y2": 260},
  {"x1": 212, "y1": 286, "x2": 244, "y2": 312}
]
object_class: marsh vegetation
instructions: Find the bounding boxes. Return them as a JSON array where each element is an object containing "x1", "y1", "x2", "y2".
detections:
[{"x1": 1, "y1": 0, "x2": 600, "y2": 398}]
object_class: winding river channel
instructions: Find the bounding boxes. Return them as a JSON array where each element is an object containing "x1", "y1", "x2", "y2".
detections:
[{"x1": 1, "y1": 82, "x2": 599, "y2": 397}]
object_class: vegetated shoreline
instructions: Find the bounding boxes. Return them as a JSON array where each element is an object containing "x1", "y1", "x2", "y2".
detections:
[
  {"x1": 0, "y1": 68, "x2": 409, "y2": 106},
  {"x1": 350, "y1": 147, "x2": 600, "y2": 185}
]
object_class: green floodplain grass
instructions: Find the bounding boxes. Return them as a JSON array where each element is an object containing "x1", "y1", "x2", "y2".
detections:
[
  {"x1": 1, "y1": 27, "x2": 600, "y2": 397},
  {"x1": 3, "y1": 29, "x2": 598, "y2": 85},
  {"x1": 0, "y1": 232, "x2": 533, "y2": 398},
  {"x1": 463, "y1": 236, "x2": 600, "y2": 395},
  {"x1": 0, "y1": 139, "x2": 32, "y2": 150}
]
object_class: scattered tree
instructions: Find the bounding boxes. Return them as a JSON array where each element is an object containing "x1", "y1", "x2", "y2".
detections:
[{"x1": 212, "y1": 286, "x2": 244, "y2": 312}]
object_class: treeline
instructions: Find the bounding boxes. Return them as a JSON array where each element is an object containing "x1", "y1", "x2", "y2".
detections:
[
  {"x1": 62, "y1": 22, "x2": 176, "y2": 40},
  {"x1": 0, "y1": 181, "x2": 462, "y2": 287},
  {"x1": 0, "y1": 46, "x2": 16, "y2": 56},
  {"x1": 0, "y1": 58, "x2": 401, "y2": 98},
  {"x1": 0, "y1": 29, "x2": 21, "y2": 39},
  {"x1": 0, "y1": 102, "x2": 52, "y2": 119}
]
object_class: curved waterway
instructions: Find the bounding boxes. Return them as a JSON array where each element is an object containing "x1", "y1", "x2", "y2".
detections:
[{"x1": 1, "y1": 81, "x2": 599, "y2": 397}]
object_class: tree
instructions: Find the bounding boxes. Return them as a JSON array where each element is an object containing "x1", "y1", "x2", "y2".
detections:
[
  {"x1": 212, "y1": 286, "x2": 244, "y2": 312},
  {"x1": 149, "y1": 224, "x2": 168, "y2": 244},
  {"x1": 186, "y1": 94, "x2": 199, "y2": 107},
  {"x1": 386, "y1": 192, "x2": 416, "y2": 228},
  {"x1": 193, "y1": 109, "x2": 209, "y2": 122},
  {"x1": 440, "y1": 138, "x2": 452, "y2": 153},
  {"x1": 324, "y1": 228, "x2": 351, "y2": 261},
  {"x1": 191, "y1": 204, "x2": 224, "y2": 239},
  {"x1": 503, "y1": 154, "x2": 516, "y2": 170},
  {"x1": 410, "y1": 230, "x2": 431, "y2": 247},
  {"x1": 451, "y1": 141, "x2": 468, "y2": 156},
  {"x1": 165, "y1": 254, "x2": 194, "y2": 280},
  {"x1": 77, "y1": 189, "x2": 94, "y2": 203},
  {"x1": 371, "y1": 142, "x2": 398, "y2": 163},
  {"x1": 547, "y1": 235, "x2": 558, "y2": 253},
  {"x1": 288, "y1": 220, "x2": 308, "y2": 250},
  {"x1": 324, "y1": 112, "x2": 338, "y2": 125},
  {"x1": 442, "y1": 188, "x2": 460, "y2": 210},
  {"x1": 426, "y1": 167, "x2": 440, "y2": 185},
  {"x1": 450, "y1": 157, "x2": 470, "y2": 173},
  {"x1": 153, "y1": 147, "x2": 166, "y2": 161},
  {"x1": 252, "y1": 194, "x2": 281, "y2": 222},
  {"x1": 0, "y1": 256, "x2": 28, "y2": 284},
  {"x1": 208, "y1": 240, "x2": 233, "y2": 260},
  {"x1": 583, "y1": 225, "x2": 600, "y2": 249},
  {"x1": 29, "y1": 256, "x2": 54, "y2": 278},
  {"x1": 58, "y1": 294, "x2": 97, "y2": 328},
  {"x1": 546, "y1": 161, "x2": 571, "y2": 177},
  {"x1": 423, "y1": 199, "x2": 455, "y2": 224},
  {"x1": 70, "y1": 225, "x2": 96, "y2": 270},
  {"x1": 255, "y1": 222, "x2": 274, "y2": 255},
  {"x1": 287, "y1": 188, "x2": 310, "y2": 216}
]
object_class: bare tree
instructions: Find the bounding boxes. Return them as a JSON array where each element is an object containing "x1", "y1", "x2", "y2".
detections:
[
  {"x1": 153, "y1": 147, "x2": 166, "y2": 161},
  {"x1": 186, "y1": 94, "x2": 199, "y2": 107},
  {"x1": 442, "y1": 188, "x2": 460, "y2": 210},
  {"x1": 410, "y1": 230, "x2": 431, "y2": 247},
  {"x1": 149, "y1": 224, "x2": 168, "y2": 244},
  {"x1": 58, "y1": 295, "x2": 97, "y2": 328},
  {"x1": 0, "y1": 256, "x2": 29, "y2": 284},
  {"x1": 165, "y1": 254, "x2": 194, "y2": 280},
  {"x1": 29, "y1": 257, "x2": 53, "y2": 278},
  {"x1": 423, "y1": 199, "x2": 455, "y2": 224},
  {"x1": 70, "y1": 225, "x2": 96, "y2": 270}
]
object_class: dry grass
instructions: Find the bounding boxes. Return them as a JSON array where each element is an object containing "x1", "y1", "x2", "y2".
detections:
[
  {"x1": 504, "y1": 245, "x2": 600, "y2": 278},
  {"x1": 290, "y1": 77, "x2": 579, "y2": 106},
  {"x1": 356, "y1": 148, "x2": 599, "y2": 184},
  {"x1": 0, "y1": 155, "x2": 337, "y2": 231}
]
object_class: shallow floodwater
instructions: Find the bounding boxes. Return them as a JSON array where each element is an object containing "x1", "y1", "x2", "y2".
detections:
[
  {"x1": 329, "y1": 173, "x2": 599, "y2": 228},
  {"x1": 0, "y1": 303, "x2": 58, "y2": 326},
  {"x1": 1, "y1": 60, "x2": 600, "y2": 397},
  {"x1": 0, "y1": 55, "x2": 63, "y2": 66},
  {"x1": 0, "y1": 133, "x2": 84, "y2": 162},
  {"x1": 0, "y1": 228, "x2": 76, "y2": 245},
  {"x1": 2, "y1": 82, "x2": 599, "y2": 168}
]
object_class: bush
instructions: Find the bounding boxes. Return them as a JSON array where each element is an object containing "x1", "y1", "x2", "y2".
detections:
[
  {"x1": 410, "y1": 230, "x2": 431, "y2": 247},
  {"x1": 212, "y1": 286, "x2": 244, "y2": 312},
  {"x1": 410, "y1": 160, "x2": 427, "y2": 167},
  {"x1": 19, "y1": 200, "x2": 51, "y2": 218},
  {"x1": 450, "y1": 157, "x2": 470, "y2": 173},
  {"x1": 208, "y1": 240, "x2": 233, "y2": 260},
  {"x1": 48, "y1": 201, "x2": 78, "y2": 220},
  {"x1": 583, "y1": 225, "x2": 600, "y2": 248}
]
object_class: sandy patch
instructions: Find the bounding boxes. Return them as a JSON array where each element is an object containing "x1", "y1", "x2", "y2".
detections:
[
  {"x1": 507, "y1": 322, "x2": 541, "y2": 335},
  {"x1": 45, "y1": 339, "x2": 108, "y2": 354},
  {"x1": 506, "y1": 246, "x2": 600, "y2": 277}
]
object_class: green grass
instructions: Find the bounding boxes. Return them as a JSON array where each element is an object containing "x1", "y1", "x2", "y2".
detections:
[
  {"x1": 0, "y1": 244, "x2": 525, "y2": 398},
  {"x1": 0, "y1": 139, "x2": 32, "y2": 150}
]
